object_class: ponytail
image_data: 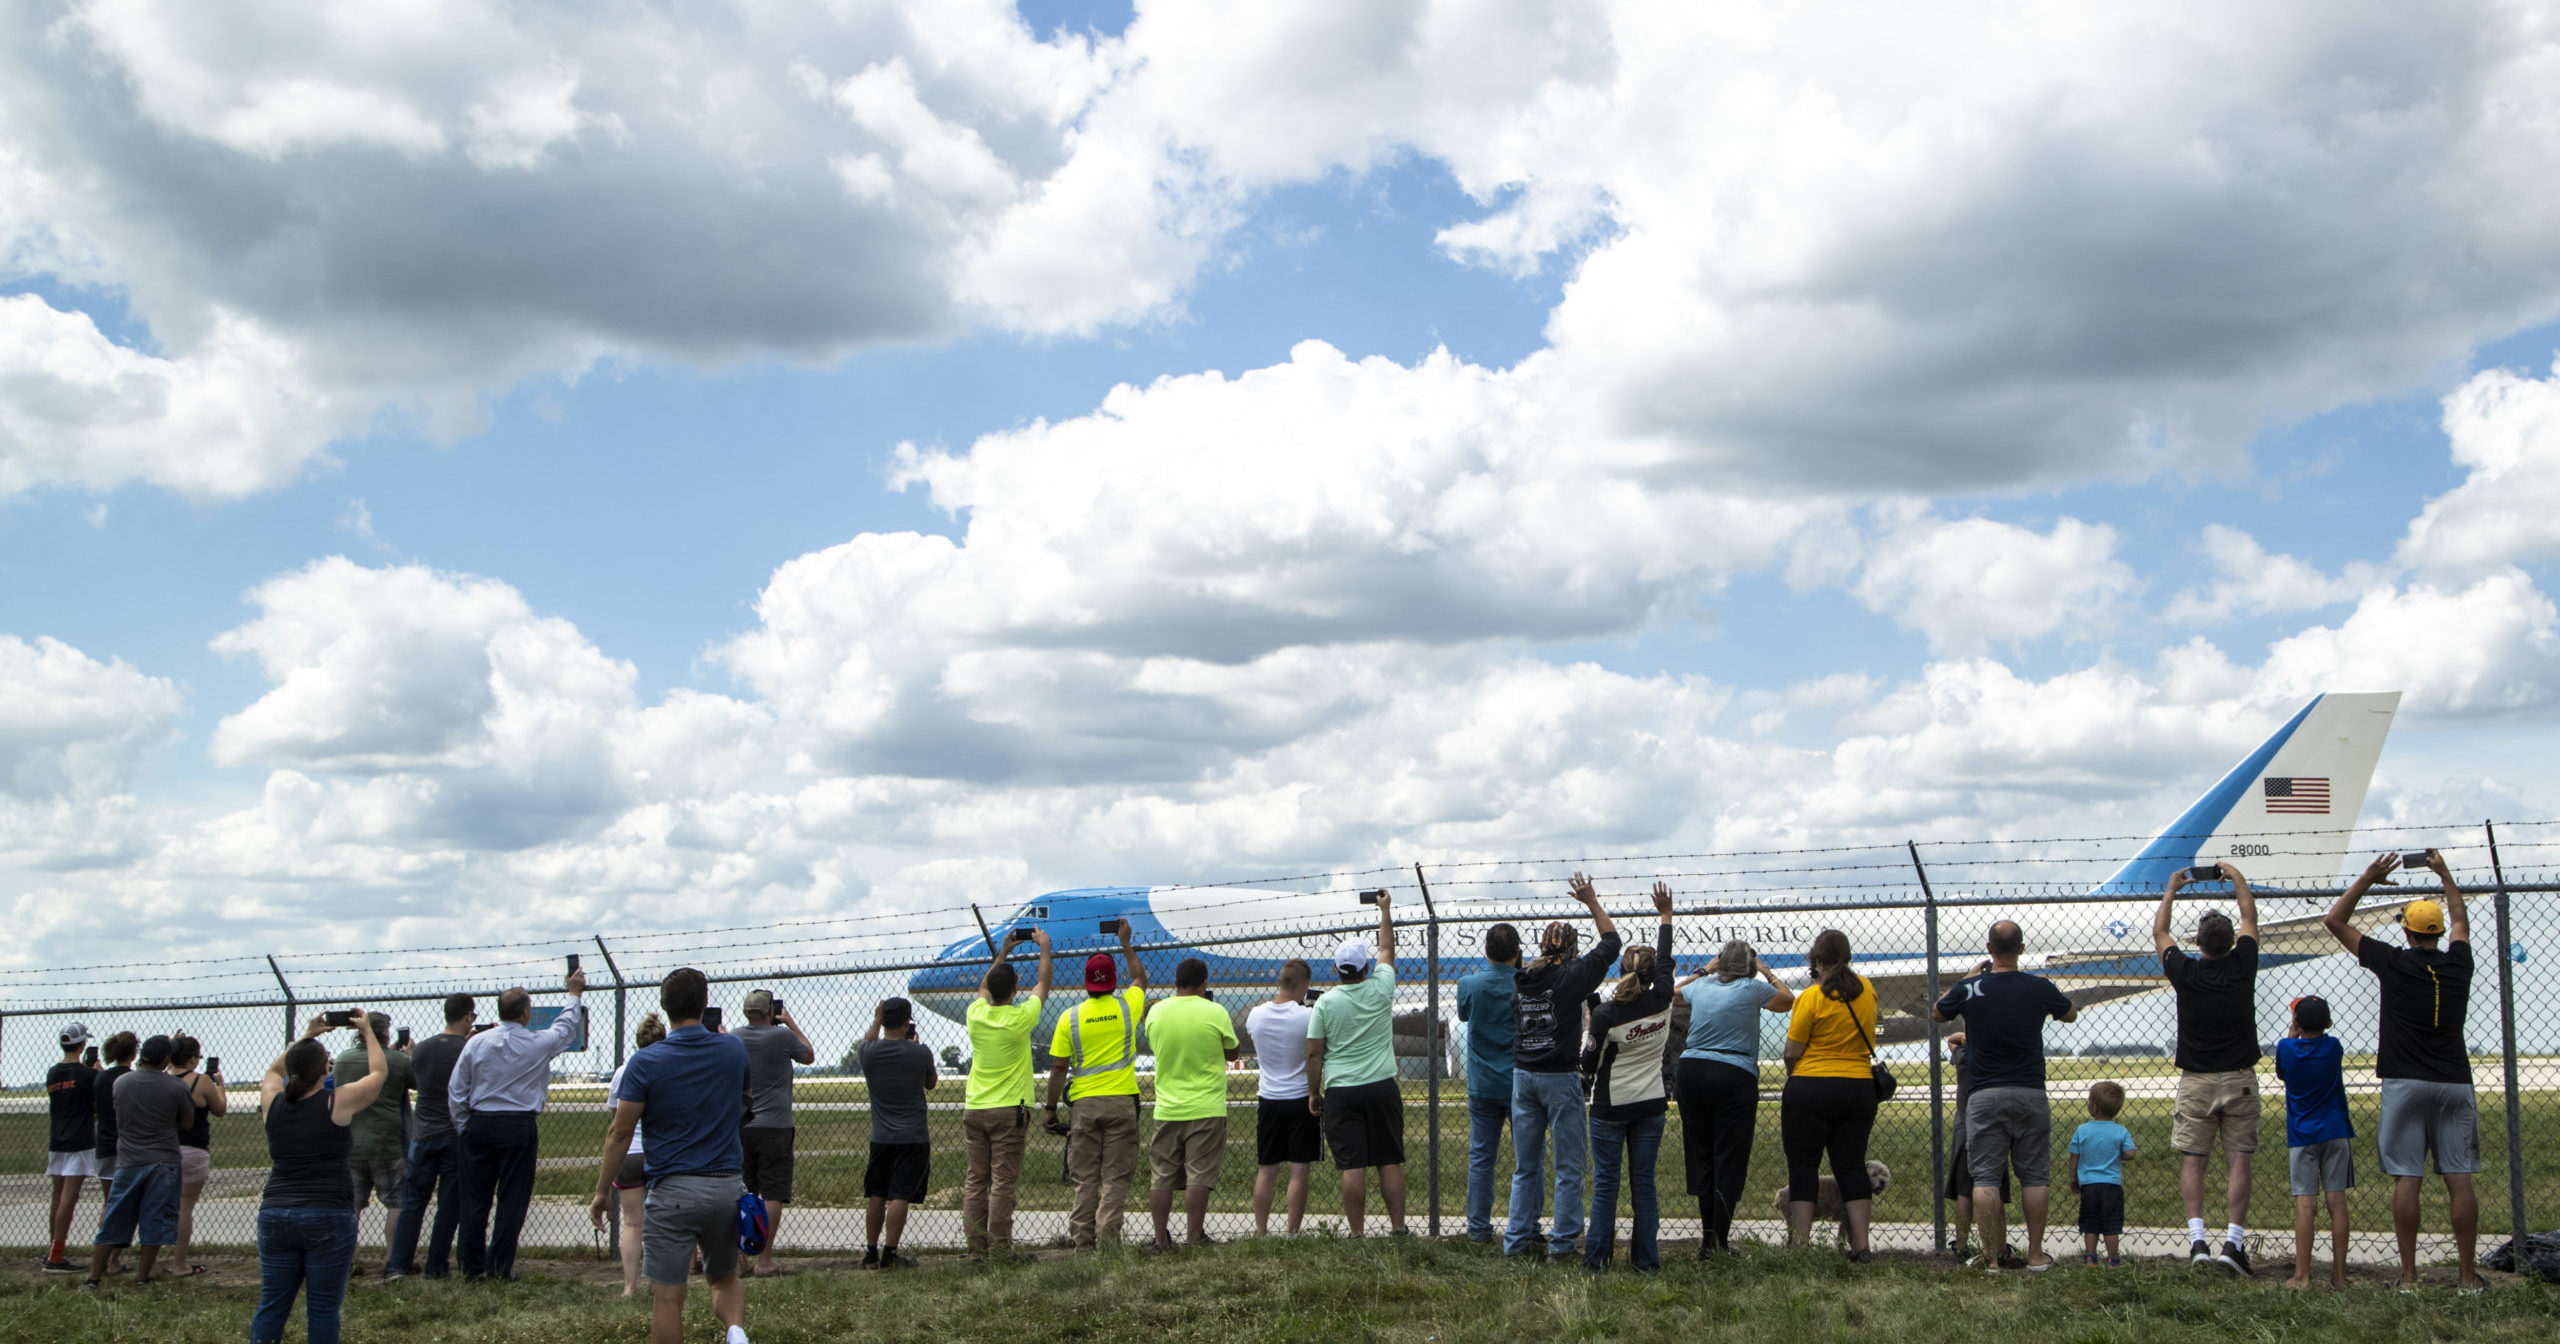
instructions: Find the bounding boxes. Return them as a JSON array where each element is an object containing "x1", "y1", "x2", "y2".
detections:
[
  {"x1": 1611, "y1": 945, "x2": 1655, "y2": 1002},
  {"x1": 1809, "y1": 928, "x2": 1860, "y2": 1003}
]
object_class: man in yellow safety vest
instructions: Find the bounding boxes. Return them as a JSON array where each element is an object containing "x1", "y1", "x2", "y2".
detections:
[{"x1": 1043, "y1": 918, "x2": 1151, "y2": 1250}]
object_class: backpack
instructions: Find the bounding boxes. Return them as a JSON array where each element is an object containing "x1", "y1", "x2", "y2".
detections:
[{"x1": 736, "y1": 1191, "x2": 771, "y2": 1256}]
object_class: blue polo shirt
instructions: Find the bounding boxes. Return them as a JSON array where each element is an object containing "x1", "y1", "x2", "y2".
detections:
[
  {"x1": 1455, "y1": 964, "x2": 1517, "y2": 1100},
  {"x1": 612, "y1": 1024, "x2": 749, "y2": 1185}
]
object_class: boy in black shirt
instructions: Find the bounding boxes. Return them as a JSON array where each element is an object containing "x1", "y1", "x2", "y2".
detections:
[
  {"x1": 45, "y1": 1024, "x2": 98, "y2": 1271},
  {"x1": 89, "y1": 1031, "x2": 136, "y2": 1277},
  {"x1": 2324, "y1": 849, "x2": 2483, "y2": 1292}
]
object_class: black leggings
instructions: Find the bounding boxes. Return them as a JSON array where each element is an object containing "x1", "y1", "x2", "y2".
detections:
[
  {"x1": 1676, "y1": 1058, "x2": 1759, "y2": 1248},
  {"x1": 1780, "y1": 1075, "x2": 1878, "y2": 1203}
]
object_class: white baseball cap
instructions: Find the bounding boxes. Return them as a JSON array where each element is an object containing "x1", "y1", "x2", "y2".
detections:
[
  {"x1": 59, "y1": 1022, "x2": 91, "y2": 1048},
  {"x1": 1334, "y1": 938, "x2": 1374, "y2": 974}
]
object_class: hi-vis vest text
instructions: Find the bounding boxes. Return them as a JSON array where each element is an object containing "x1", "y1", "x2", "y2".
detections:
[{"x1": 1064, "y1": 990, "x2": 1142, "y2": 1097}]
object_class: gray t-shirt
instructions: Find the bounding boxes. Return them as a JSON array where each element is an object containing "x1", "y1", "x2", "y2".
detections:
[
  {"x1": 115, "y1": 1067, "x2": 194, "y2": 1167},
  {"x1": 858, "y1": 1038, "x2": 936, "y2": 1146},
  {"x1": 736, "y1": 1023, "x2": 803, "y2": 1129}
]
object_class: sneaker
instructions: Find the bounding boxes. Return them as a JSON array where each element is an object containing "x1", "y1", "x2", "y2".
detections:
[
  {"x1": 2190, "y1": 1239, "x2": 2213, "y2": 1267},
  {"x1": 878, "y1": 1251, "x2": 916, "y2": 1271},
  {"x1": 2106, "y1": 1257, "x2": 2125, "y2": 1268},
  {"x1": 861, "y1": 1247, "x2": 880, "y2": 1269},
  {"x1": 43, "y1": 1258, "x2": 84, "y2": 1274},
  {"x1": 2215, "y1": 1241, "x2": 2254, "y2": 1279},
  {"x1": 2083, "y1": 1252, "x2": 2100, "y2": 1266}
]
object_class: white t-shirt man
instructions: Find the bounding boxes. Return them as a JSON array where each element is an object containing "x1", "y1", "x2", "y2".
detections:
[{"x1": 1245, "y1": 1000, "x2": 1314, "y2": 1100}]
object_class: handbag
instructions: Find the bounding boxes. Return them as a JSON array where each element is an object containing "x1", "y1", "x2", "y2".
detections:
[{"x1": 1849, "y1": 997, "x2": 1898, "y2": 1101}]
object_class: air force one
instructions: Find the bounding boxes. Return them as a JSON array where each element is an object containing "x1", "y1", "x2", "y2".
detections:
[{"x1": 907, "y1": 692, "x2": 2409, "y2": 1057}]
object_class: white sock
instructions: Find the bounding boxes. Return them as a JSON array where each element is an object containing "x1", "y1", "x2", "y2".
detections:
[
  {"x1": 2225, "y1": 1223, "x2": 2246, "y2": 1247},
  {"x1": 2188, "y1": 1218, "x2": 2207, "y2": 1241},
  {"x1": 727, "y1": 1327, "x2": 749, "y2": 1344}
]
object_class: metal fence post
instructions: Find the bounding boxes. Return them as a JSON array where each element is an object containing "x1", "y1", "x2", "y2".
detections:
[
  {"x1": 595, "y1": 936, "x2": 627, "y2": 1071},
  {"x1": 266, "y1": 954, "x2": 296, "y2": 1046},
  {"x1": 2484, "y1": 821, "x2": 2527, "y2": 1251},
  {"x1": 1910, "y1": 840, "x2": 1947, "y2": 1255},
  {"x1": 1416, "y1": 862, "x2": 1442, "y2": 1238}
]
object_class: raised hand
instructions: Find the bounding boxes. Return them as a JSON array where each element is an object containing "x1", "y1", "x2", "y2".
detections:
[{"x1": 1568, "y1": 873, "x2": 1600, "y2": 907}]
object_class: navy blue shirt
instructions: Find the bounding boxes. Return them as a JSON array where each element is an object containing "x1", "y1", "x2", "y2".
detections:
[
  {"x1": 2274, "y1": 1035, "x2": 2353, "y2": 1147},
  {"x1": 1454, "y1": 964, "x2": 1517, "y2": 1099},
  {"x1": 1934, "y1": 969, "x2": 2072, "y2": 1091},
  {"x1": 612, "y1": 1024, "x2": 749, "y2": 1184}
]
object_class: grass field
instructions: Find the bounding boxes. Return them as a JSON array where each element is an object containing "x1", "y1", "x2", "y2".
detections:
[
  {"x1": 10, "y1": 1087, "x2": 2555, "y2": 1244},
  {"x1": 5, "y1": 1235, "x2": 2555, "y2": 1344}
]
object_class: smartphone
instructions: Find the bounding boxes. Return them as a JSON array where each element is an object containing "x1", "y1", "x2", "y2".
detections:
[
  {"x1": 472, "y1": 1022, "x2": 495, "y2": 1034},
  {"x1": 1358, "y1": 888, "x2": 1385, "y2": 905},
  {"x1": 703, "y1": 1006, "x2": 724, "y2": 1032},
  {"x1": 1098, "y1": 918, "x2": 1122, "y2": 934},
  {"x1": 2401, "y1": 850, "x2": 2435, "y2": 869},
  {"x1": 207, "y1": 1057, "x2": 221, "y2": 1077},
  {"x1": 567, "y1": 952, "x2": 581, "y2": 973},
  {"x1": 770, "y1": 998, "x2": 784, "y2": 1017},
  {"x1": 2183, "y1": 865, "x2": 2222, "y2": 882},
  {"x1": 84, "y1": 1046, "x2": 100, "y2": 1068},
  {"x1": 1013, "y1": 924, "x2": 1040, "y2": 939},
  {"x1": 1305, "y1": 988, "x2": 1324, "y2": 1004},
  {"x1": 325, "y1": 1009, "x2": 356, "y2": 1028},
  {"x1": 394, "y1": 1028, "x2": 413, "y2": 1050}
]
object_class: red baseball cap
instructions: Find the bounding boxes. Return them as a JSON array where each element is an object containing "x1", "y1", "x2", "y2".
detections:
[{"x1": 1084, "y1": 953, "x2": 1118, "y2": 992}]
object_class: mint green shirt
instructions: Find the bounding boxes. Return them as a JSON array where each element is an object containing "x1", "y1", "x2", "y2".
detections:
[{"x1": 1307, "y1": 962, "x2": 1397, "y2": 1089}]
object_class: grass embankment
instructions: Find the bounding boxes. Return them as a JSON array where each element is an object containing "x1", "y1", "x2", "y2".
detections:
[{"x1": 6, "y1": 1235, "x2": 2555, "y2": 1344}]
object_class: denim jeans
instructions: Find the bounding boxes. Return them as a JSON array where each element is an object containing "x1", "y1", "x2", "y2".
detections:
[
  {"x1": 1585, "y1": 1112, "x2": 1664, "y2": 1271},
  {"x1": 252, "y1": 1208, "x2": 357, "y2": 1344},
  {"x1": 1465, "y1": 1096, "x2": 1511, "y2": 1241},
  {"x1": 1504, "y1": 1069, "x2": 1589, "y2": 1256},
  {"x1": 387, "y1": 1133, "x2": 463, "y2": 1277}
]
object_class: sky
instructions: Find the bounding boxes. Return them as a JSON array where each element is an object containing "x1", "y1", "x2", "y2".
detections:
[{"x1": 9, "y1": 0, "x2": 2560, "y2": 1009}]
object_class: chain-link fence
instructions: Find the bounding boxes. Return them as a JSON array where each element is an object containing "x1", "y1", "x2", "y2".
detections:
[{"x1": 4, "y1": 821, "x2": 2555, "y2": 1270}]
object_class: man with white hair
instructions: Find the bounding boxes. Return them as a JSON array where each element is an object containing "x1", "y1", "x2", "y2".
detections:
[{"x1": 1305, "y1": 891, "x2": 1408, "y2": 1237}]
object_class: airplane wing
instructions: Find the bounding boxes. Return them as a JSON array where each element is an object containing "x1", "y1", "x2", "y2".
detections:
[{"x1": 1852, "y1": 898, "x2": 2414, "y2": 1045}]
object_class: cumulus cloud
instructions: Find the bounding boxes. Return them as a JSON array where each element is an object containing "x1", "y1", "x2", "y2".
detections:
[
  {"x1": 2164, "y1": 524, "x2": 2383, "y2": 625},
  {"x1": 0, "y1": 634, "x2": 181, "y2": 799},
  {"x1": 2399, "y1": 361, "x2": 2560, "y2": 576},
  {"x1": 12, "y1": 2, "x2": 2560, "y2": 502},
  {"x1": 1847, "y1": 512, "x2": 2138, "y2": 654}
]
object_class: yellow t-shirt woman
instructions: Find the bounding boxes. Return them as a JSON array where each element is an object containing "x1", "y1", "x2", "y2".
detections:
[{"x1": 1786, "y1": 973, "x2": 1879, "y2": 1079}]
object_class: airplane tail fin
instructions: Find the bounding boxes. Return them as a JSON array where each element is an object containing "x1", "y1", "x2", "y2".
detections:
[{"x1": 2094, "y1": 691, "x2": 2401, "y2": 893}]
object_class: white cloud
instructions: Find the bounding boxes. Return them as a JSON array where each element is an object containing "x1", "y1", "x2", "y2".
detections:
[
  {"x1": 0, "y1": 634, "x2": 182, "y2": 800},
  {"x1": 2259, "y1": 570, "x2": 2560, "y2": 717},
  {"x1": 1848, "y1": 512, "x2": 2138, "y2": 654},
  {"x1": 2398, "y1": 361, "x2": 2560, "y2": 576},
  {"x1": 2164, "y1": 524, "x2": 2383, "y2": 625}
]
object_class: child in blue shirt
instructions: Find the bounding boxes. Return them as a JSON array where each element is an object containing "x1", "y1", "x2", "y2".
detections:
[
  {"x1": 2067, "y1": 1080, "x2": 2136, "y2": 1265},
  {"x1": 2275, "y1": 995, "x2": 2354, "y2": 1289}
]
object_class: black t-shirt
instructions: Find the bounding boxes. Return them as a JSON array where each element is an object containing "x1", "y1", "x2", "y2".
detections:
[
  {"x1": 2358, "y1": 937, "x2": 2474, "y2": 1084},
  {"x1": 262, "y1": 1088, "x2": 354, "y2": 1210},
  {"x1": 2161, "y1": 936, "x2": 2261, "y2": 1073},
  {"x1": 1511, "y1": 930, "x2": 1622, "y2": 1073},
  {"x1": 47, "y1": 1061, "x2": 96, "y2": 1153},
  {"x1": 1933, "y1": 969, "x2": 2072, "y2": 1091},
  {"x1": 93, "y1": 1065, "x2": 130, "y2": 1155},
  {"x1": 410, "y1": 1030, "x2": 469, "y2": 1141}
]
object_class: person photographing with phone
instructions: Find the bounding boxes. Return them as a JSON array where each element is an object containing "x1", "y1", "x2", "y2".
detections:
[
  {"x1": 250, "y1": 1007, "x2": 389, "y2": 1344},
  {"x1": 1306, "y1": 886, "x2": 1409, "y2": 1238},
  {"x1": 858, "y1": 998, "x2": 938, "y2": 1269},
  {"x1": 2156, "y1": 860, "x2": 2263, "y2": 1276},
  {"x1": 331, "y1": 1012, "x2": 415, "y2": 1278},
  {"x1": 448, "y1": 963, "x2": 586, "y2": 1281},
  {"x1": 962, "y1": 925, "x2": 1051, "y2": 1260},
  {"x1": 1045, "y1": 918, "x2": 1149, "y2": 1250},
  {"x1": 2324, "y1": 848, "x2": 2485, "y2": 1293},
  {"x1": 735, "y1": 989, "x2": 815, "y2": 1276}
]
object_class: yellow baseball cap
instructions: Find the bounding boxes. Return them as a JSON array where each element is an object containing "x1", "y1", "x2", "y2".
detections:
[{"x1": 2400, "y1": 900, "x2": 2446, "y2": 936}]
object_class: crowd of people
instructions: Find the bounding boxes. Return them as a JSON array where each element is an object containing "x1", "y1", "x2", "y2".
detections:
[{"x1": 29, "y1": 848, "x2": 2494, "y2": 1341}]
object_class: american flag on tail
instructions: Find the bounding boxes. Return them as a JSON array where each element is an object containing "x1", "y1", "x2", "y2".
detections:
[{"x1": 2264, "y1": 776, "x2": 2329, "y2": 814}]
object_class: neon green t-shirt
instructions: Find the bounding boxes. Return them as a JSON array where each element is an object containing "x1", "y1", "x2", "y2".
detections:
[
  {"x1": 1145, "y1": 994, "x2": 1239, "y2": 1122},
  {"x1": 963, "y1": 994, "x2": 1047, "y2": 1109},
  {"x1": 1307, "y1": 962, "x2": 1398, "y2": 1089},
  {"x1": 1048, "y1": 987, "x2": 1147, "y2": 1101}
]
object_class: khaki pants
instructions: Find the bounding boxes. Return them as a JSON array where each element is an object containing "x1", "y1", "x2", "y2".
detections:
[
  {"x1": 1067, "y1": 1094, "x2": 1142, "y2": 1249},
  {"x1": 962, "y1": 1106, "x2": 1030, "y2": 1254}
]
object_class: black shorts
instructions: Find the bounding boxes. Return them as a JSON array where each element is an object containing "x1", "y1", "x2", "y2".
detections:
[
  {"x1": 742, "y1": 1127, "x2": 796, "y2": 1203},
  {"x1": 1319, "y1": 1078, "x2": 1405, "y2": 1170},
  {"x1": 1256, "y1": 1097, "x2": 1323, "y2": 1166},
  {"x1": 613, "y1": 1151, "x2": 648, "y2": 1191},
  {"x1": 2076, "y1": 1181, "x2": 2124, "y2": 1235},
  {"x1": 1946, "y1": 1144, "x2": 2011, "y2": 1203},
  {"x1": 864, "y1": 1142, "x2": 929, "y2": 1204}
]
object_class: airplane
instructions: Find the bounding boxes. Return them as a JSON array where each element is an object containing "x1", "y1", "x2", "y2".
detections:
[{"x1": 905, "y1": 691, "x2": 2412, "y2": 1059}]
